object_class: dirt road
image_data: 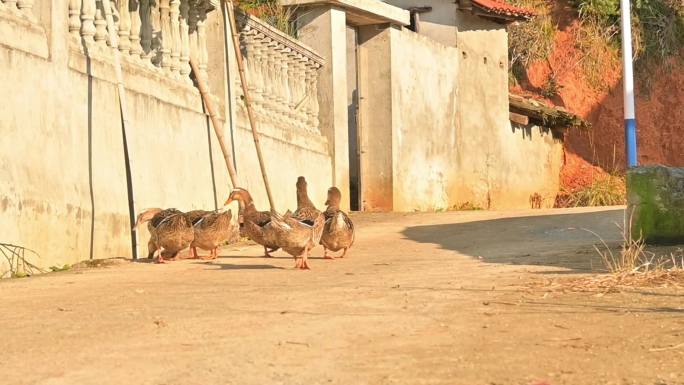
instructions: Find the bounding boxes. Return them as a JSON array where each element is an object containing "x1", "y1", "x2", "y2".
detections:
[{"x1": 1, "y1": 207, "x2": 682, "y2": 385}]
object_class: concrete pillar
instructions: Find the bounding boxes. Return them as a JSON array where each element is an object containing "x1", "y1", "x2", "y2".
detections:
[
  {"x1": 357, "y1": 24, "x2": 393, "y2": 211},
  {"x1": 296, "y1": 6, "x2": 350, "y2": 210}
]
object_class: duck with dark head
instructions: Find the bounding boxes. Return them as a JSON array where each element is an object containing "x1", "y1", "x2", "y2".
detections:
[
  {"x1": 320, "y1": 187, "x2": 355, "y2": 259},
  {"x1": 292, "y1": 176, "x2": 321, "y2": 225}
]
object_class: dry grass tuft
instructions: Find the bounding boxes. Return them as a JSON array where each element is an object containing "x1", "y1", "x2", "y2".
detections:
[
  {"x1": 237, "y1": 0, "x2": 298, "y2": 37},
  {"x1": 555, "y1": 174, "x2": 626, "y2": 207},
  {"x1": 529, "y1": 211, "x2": 684, "y2": 292}
]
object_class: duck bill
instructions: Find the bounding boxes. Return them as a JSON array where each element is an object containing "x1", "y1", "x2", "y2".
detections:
[{"x1": 224, "y1": 197, "x2": 234, "y2": 207}]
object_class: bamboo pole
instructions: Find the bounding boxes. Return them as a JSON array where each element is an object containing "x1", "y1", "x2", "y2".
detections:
[
  {"x1": 225, "y1": 0, "x2": 276, "y2": 211},
  {"x1": 101, "y1": 0, "x2": 139, "y2": 259},
  {"x1": 189, "y1": 57, "x2": 239, "y2": 187}
]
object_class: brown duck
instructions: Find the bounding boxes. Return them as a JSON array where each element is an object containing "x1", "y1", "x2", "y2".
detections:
[
  {"x1": 257, "y1": 210, "x2": 325, "y2": 269},
  {"x1": 320, "y1": 187, "x2": 355, "y2": 259},
  {"x1": 189, "y1": 208, "x2": 236, "y2": 260},
  {"x1": 292, "y1": 176, "x2": 321, "y2": 225},
  {"x1": 134, "y1": 208, "x2": 183, "y2": 259},
  {"x1": 224, "y1": 188, "x2": 279, "y2": 257},
  {"x1": 134, "y1": 208, "x2": 194, "y2": 263}
]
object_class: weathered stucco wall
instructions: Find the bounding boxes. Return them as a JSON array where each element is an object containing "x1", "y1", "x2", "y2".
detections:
[
  {"x1": 455, "y1": 21, "x2": 562, "y2": 209},
  {"x1": 355, "y1": 24, "x2": 562, "y2": 212},
  {"x1": 357, "y1": 25, "x2": 395, "y2": 211},
  {"x1": 0, "y1": 4, "x2": 332, "y2": 276},
  {"x1": 388, "y1": 29, "x2": 460, "y2": 211}
]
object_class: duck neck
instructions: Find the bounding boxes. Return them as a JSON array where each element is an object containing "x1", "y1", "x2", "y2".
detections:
[
  {"x1": 296, "y1": 188, "x2": 314, "y2": 208},
  {"x1": 241, "y1": 198, "x2": 258, "y2": 217}
]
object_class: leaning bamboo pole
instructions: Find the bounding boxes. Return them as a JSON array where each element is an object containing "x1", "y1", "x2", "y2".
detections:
[
  {"x1": 189, "y1": 57, "x2": 239, "y2": 187},
  {"x1": 225, "y1": 0, "x2": 276, "y2": 211},
  {"x1": 102, "y1": 0, "x2": 138, "y2": 259}
]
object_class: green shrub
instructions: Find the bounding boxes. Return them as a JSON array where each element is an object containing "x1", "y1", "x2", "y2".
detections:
[
  {"x1": 508, "y1": 0, "x2": 556, "y2": 81},
  {"x1": 237, "y1": 0, "x2": 298, "y2": 37},
  {"x1": 574, "y1": 0, "x2": 684, "y2": 88}
]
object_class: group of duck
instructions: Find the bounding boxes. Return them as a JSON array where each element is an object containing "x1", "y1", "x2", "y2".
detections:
[{"x1": 133, "y1": 176, "x2": 354, "y2": 269}]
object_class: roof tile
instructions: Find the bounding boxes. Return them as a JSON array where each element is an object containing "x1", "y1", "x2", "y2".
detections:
[{"x1": 471, "y1": 0, "x2": 536, "y2": 19}]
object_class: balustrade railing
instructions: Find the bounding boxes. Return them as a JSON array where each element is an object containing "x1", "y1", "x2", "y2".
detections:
[
  {"x1": 3, "y1": 0, "x2": 323, "y2": 134},
  {"x1": 67, "y1": 0, "x2": 214, "y2": 82},
  {"x1": 1, "y1": 0, "x2": 36, "y2": 19},
  {"x1": 236, "y1": 12, "x2": 323, "y2": 135}
]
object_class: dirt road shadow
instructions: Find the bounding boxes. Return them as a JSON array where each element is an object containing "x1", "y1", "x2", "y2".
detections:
[{"x1": 402, "y1": 208, "x2": 625, "y2": 274}]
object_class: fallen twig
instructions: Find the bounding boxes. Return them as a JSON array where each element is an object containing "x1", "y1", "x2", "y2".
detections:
[{"x1": 649, "y1": 342, "x2": 684, "y2": 352}]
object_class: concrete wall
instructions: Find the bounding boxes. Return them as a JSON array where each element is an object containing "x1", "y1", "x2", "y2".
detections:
[
  {"x1": 355, "y1": 25, "x2": 562, "y2": 212},
  {"x1": 454, "y1": 18, "x2": 562, "y2": 209},
  {"x1": 357, "y1": 25, "x2": 395, "y2": 211},
  {"x1": 388, "y1": 30, "x2": 460, "y2": 211},
  {"x1": 295, "y1": 6, "x2": 351, "y2": 210},
  {"x1": 0, "y1": 2, "x2": 332, "y2": 276}
]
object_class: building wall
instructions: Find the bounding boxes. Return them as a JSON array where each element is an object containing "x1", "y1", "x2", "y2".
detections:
[
  {"x1": 357, "y1": 25, "x2": 395, "y2": 211},
  {"x1": 355, "y1": 25, "x2": 562, "y2": 212},
  {"x1": 388, "y1": 29, "x2": 460, "y2": 211},
  {"x1": 455, "y1": 18, "x2": 562, "y2": 209},
  {"x1": 0, "y1": 3, "x2": 332, "y2": 276}
]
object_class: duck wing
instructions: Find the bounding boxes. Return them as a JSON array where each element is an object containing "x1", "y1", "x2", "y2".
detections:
[
  {"x1": 293, "y1": 206, "x2": 322, "y2": 225},
  {"x1": 185, "y1": 209, "x2": 212, "y2": 226}
]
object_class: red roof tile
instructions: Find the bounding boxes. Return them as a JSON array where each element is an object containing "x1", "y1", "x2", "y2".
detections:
[{"x1": 471, "y1": 0, "x2": 536, "y2": 19}]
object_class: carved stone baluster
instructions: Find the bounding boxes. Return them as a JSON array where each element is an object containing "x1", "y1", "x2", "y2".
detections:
[
  {"x1": 17, "y1": 0, "x2": 34, "y2": 19},
  {"x1": 130, "y1": 0, "x2": 143, "y2": 59},
  {"x1": 267, "y1": 44, "x2": 281, "y2": 126},
  {"x1": 243, "y1": 33, "x2": 257, "y2": 116},
  {"x1": 94, "y1": 4, "x2": 108, "y2": 46},
  {"x1": 252, "y1": 34, "x2": 267, "y2": 122},
  {"x1": 286, "y1": 52, "x2": 301, "y2": 128},
  {"x1": 69, "y1": 0, "x2": 82, "y2": 39},
  {"x1": 294, "y1": 57, "x2": 308, "y2": 130},
  {"x1": 278, "y1": 47, "x2": 292, "y2": 125},
  {"x1": 118, "y1": 0, "x2": 131, "y2": 55},
  {"x1": 179, "y1": 0, "x2": 191, "y2": 80},
  {"x1": 196, "y1": 8, "x2": 208, "y2": 83},
  {"x1": 264, "y1": 40, "x2": 280, "y2": 122},
  {"x1": 80, "y1": 0, "x2": 97, "y2": 44},
  {"x1": 169, "y1": 0, "x2": 181, "y2": 75},
  {"x1": 270, "y1": 49, "x2": 283, "y2": 122},
  {"x1": 311, "y1": 64, "x2": 321, "y2": 132},
  {"x1": 159, "y1": 0, "x2": 171, "y2": 71},
  {"x1": 305, "y1": 63, "x2": 320, "y2": 132},
  {"x1": 236, "y1": 28, "x2": 254, "y2": 113}
]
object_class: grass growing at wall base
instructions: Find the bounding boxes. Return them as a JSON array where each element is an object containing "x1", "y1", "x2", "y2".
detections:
[{"x1": 555, "y1": 174, "x2": 626, "y2": 207}]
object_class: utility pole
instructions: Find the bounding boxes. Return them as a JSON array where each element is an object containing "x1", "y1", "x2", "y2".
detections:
[{"x1": 620, "y1": 0, "x2": 637, "y2": 167}]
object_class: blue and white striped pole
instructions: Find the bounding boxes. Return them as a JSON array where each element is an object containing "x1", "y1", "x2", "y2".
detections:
[{"x1": 620, "y1": 0, "x2": 638, "y2": 167}]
